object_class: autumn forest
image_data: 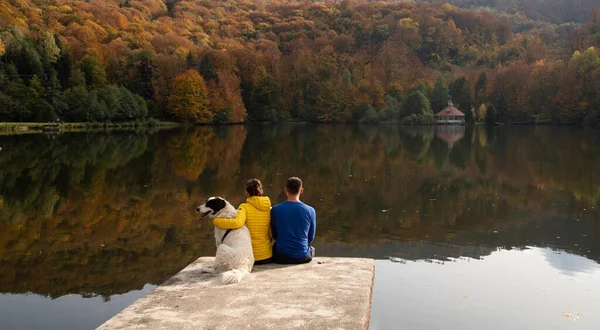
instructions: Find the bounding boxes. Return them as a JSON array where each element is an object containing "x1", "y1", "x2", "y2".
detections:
[{"x1": 1, "y1": 0, "x2": 600, "y2": 124}]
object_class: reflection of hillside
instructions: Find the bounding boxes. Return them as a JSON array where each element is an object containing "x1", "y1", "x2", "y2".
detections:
[
  {"x1": 0, "y1": 127, "x2": 248, "y2": 298},
  {"x1": 316, "y1": 240, "x2": 497, "y2": 262},
  {"x1": 542, "y1": 249, "x2": 599, "y2": 276},
  {"x1": 316, "y1": 212, "x2": 600, "y2": 264},
  {"x1": 450, "y1": 211, "x2": 600, "y2": 263},
  {"x1": 0, "y1": 125, "x2": 599, "y2": 299}
]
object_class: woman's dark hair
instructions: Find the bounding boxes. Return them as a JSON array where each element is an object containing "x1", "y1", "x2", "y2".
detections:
[{"x1": 246, "y1": 178, "x2": 263, "y2": 197}]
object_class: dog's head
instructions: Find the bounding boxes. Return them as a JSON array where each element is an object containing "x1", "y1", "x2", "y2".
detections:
[{"x1": 196, "y1": 197, "x2": 227, "y2": 219}]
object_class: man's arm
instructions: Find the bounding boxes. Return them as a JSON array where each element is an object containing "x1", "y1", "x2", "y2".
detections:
[
  {"x1": 213, "y1": 206, "x2": 247, "y2": 229},
  {"x1": 270, "y1": 208, "x2": 278, "y2": 241},
  {"x1": 308, "y1": 208, "x2": 316, "y2": 244}
]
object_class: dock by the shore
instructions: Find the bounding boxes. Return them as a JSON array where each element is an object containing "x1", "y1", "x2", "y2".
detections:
[{"x1": 97, "y1": 257, "x2": 375, "y2": 330}]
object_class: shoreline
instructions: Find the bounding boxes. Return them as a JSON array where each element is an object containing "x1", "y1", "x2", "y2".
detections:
[
  {"x1": 0, "y1": 121, "x2": 185, "y2": 135},
  {"x1": 0, "y1": 121, "x2": 592, "y2": 136}
]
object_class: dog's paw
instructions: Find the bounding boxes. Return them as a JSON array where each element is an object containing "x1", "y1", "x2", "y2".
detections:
[{"x1": 199, "y1": 267, "x2": 215, "y2": 274}]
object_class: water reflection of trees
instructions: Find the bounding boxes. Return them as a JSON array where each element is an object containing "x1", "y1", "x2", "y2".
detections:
[
  {"x1": 0, "y1": 128, "x2": 247, "y2": 298},
  {"x1": 0, "y1": 125, "x2": 599, "y2": 299}
]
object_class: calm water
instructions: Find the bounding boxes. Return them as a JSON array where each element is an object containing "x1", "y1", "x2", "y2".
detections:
[{"x1": 0, "y1": 125, "x2": 599, "y2": 329}]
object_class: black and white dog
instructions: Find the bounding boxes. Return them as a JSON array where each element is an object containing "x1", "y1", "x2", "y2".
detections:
[{"x1": 197, "y1": 197, "x2": 254, "y2": 284}]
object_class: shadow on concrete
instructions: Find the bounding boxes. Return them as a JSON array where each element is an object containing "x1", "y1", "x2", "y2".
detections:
[
  {"x1": 251, "y1": 264, "x2": 294, "y2": 273},
  {"x1": 252, "y1": 261, "x2": 325, "y2": 273}
]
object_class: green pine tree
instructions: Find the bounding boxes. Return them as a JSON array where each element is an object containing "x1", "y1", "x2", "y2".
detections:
[
  {"x1": 430, "y1": 76, "x2": 449, "y2": 114},
  {"x1": 449, "y1": 76, "x2": 474, "y2": 122}
]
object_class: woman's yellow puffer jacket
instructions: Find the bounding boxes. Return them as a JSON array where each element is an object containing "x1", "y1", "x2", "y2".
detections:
[{"x1": 213, "y1": 196, "x2": 272, "y2": 261}]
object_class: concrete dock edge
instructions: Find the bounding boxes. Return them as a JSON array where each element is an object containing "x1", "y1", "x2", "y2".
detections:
[{"x1": 98, "y1": 257, "x2": 375, "y2": 329}]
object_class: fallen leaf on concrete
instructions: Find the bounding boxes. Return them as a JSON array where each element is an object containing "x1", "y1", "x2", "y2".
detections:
[{"x1": 461, "y1": 296, "x2": 468, "y2": 300}]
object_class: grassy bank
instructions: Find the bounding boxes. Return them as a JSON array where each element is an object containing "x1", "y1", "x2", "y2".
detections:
[{"x1": 0, "y1": 121, "x2": 184, "y2": 135}]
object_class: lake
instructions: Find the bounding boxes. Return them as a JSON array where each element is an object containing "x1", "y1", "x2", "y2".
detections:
[{"x1": 0, "y1": 125, "x2": 598, "y2": 329}]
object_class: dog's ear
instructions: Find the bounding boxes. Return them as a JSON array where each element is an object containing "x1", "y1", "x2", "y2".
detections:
[{"x1": 206, "y1": 197, "x2": 226, "y2": 214}]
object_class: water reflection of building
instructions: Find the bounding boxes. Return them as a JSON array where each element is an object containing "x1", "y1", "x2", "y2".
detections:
[{"x1": 435, "y1": 125, "x2": 465, "y2": 148}]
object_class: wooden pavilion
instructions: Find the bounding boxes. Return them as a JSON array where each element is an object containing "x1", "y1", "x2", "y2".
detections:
[{"x1": 435, "y1": 100, "x2": 465, "y2": 124}]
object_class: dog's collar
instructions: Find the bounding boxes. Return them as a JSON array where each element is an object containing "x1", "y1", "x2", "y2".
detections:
[{"x1": 221, "y1": 229, "x2": 233, "y2": 243}]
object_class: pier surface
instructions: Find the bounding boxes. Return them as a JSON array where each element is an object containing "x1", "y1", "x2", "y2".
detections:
[{"x1": 98, "y1": 257, "x2": 375, "y2": 330}]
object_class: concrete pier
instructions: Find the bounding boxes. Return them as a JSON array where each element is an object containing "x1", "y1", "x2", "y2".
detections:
[{"x1": 98, "y1": 257, "x2": 375, "y2": 330}]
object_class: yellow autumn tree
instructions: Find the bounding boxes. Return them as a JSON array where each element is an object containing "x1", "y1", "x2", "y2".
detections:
[
  {"x1": 0, "y1": 36, "x2": 5, "y2": 56},
  {"x1": 167, "y1": 70, "x2": 212, "y2": 123}
]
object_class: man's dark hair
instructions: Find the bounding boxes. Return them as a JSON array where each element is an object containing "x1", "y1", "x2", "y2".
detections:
[
  {"x1": 246, "y1": 178, "x2": 263, "y2": 197},
  {"x1": 285, "y1": 177, "x2": 302, "y2": 195}
]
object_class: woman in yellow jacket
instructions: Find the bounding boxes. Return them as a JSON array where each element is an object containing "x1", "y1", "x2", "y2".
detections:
[{"x1": 213, "y1": 178, "x2": 273, "y2": 264}]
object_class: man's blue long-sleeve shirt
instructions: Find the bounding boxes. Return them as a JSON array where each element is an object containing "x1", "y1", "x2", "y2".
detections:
[{"x1": 271, "y1": 201, "x2": 316, "y2": 259}]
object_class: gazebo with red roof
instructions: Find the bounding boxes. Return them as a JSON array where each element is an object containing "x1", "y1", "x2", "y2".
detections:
[{"x1": 435, "y1": 100, "x2": 465, "y2": 125}]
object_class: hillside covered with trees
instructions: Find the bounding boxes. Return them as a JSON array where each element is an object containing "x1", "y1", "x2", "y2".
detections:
[{"x1": 1, "y1": 0, "x2": 600, "y2": 124}]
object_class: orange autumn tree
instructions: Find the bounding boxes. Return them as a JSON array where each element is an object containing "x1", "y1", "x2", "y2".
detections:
[{"x1": 167, "y1": 70, "x2": 213, "y2": 123}]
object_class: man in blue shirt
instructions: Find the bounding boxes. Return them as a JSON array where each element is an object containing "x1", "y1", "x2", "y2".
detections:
[{"x1": 271, "y1": 177, "x2": 316, "y2": 264}]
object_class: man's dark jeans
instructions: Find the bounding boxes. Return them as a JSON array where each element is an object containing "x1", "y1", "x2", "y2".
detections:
[{"x1": 272, "y1": 246, "x2": 315, "y2": 264}]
